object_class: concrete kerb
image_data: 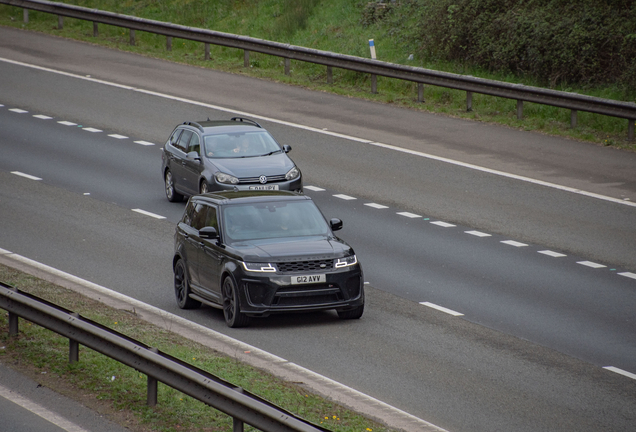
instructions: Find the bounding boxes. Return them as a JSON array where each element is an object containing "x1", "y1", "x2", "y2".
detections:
[{"x1": 0, "y1": 249, "x2": 448, "y2": 432}]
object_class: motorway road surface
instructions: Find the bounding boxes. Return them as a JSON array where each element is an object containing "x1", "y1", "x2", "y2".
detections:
[{"x1": 0, "y1": 26, "x2": 635, "y2": 432}]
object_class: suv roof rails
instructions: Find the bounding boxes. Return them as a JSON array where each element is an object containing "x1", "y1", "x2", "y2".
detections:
[
  {"x1": 182, "y1": 121, "x2": 204, "y2": 131},
  {"x1": 230, "y1": 117, "x2": 262, "y2": 128}
]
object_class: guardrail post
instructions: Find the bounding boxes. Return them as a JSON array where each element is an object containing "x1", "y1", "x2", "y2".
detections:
[
  {"x1": 23, "y1": 9, "x2": 28, "y2": 23},
  {"x1": 57, "y1": 15, "x2": 63, "y2": 30},
  {"x1": 147, "y1": 375, "x2": 158, "y2": 406},
  {"x1": 69, "y1": 339, "x2": 79, "y2": 363},
  {"x1": 205, "y1": 43, "x2": 210, "y2": 60},
  {"x1": 371, "y1": 74, "x2": 377, "y2": 94},
  {"x1": 629, "y1": 119, "x2": 635, "y2": 141},
  {"x1": 233, "y1": 417, "x2": 244, "y2": 432},
  {"x1": 244, "y1": 50, "x2": 249, "y2": 67},
  {"x1": 93, "y1": 22, "x2": 98, "y2": 37},
  {"x1": 166, "y1": 36, "x2": 172, "y2": 51},
  {"x1": 418, "y1": 83, "x2": 424, "y2": 103},
  {"x1": 129, "y1": 29, "x2": 135, "y2": 46},
  {"x1": 284, "y1": 58, "x2": 290, "y2": 76},
  {"x1": 466, "y1": 91, "x2": 473, "y2": 112},
  {"x1": 517, "y1": 100, "x2": 523, "y2": 119},
  {"x1": 8, "y1": 311, "x2": 18, "y2": 336},
  {"x1": 69, "y1": 312, "x2": 80, "y2": 363},
  {"x1": 327, "y1": 66, "x2": 333, "y2": 84},
  {"x1": 147, "y1": 347, "x2": 159, "y2": 406},
  {"x1": 570, "y1": 110, "x2": 577, "y2": 128}
]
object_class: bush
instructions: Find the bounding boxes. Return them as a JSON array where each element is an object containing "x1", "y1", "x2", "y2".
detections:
[{"x1": 379, "y1": 0, "x2": 636, "y2": 96}]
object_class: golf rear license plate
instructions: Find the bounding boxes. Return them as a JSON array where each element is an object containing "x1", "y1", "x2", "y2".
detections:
[
  {"x1": 249, "y1": 185, "x2": 279, "y2": 190},
  {"x1": 291, "y1": 274, "x2": 326, "y2": 285}
]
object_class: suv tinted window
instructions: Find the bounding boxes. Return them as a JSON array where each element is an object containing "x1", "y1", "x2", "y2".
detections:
[
  {"x1": 176, "y1": 130, "x2": 193, "y2": 152},
  {"x1": 191, "y1": 202, "x2": 208, "y2": 230},
  {"x1": 170, "y1": 129, "x2": 182, "y2": 146},
  {"x1": 187, "y1": 132, "x2": 201, "y2": 155}
]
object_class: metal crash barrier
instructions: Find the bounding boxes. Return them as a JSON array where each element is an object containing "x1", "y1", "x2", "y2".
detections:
[
  {"x1": 1, "y1": 0, "x2": 635, "y2": 140},
  {"x1": 0, "y1": 282, "x2": 330, "y2": 432}
]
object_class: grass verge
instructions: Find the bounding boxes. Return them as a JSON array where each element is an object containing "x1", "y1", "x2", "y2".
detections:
[
  {"x1": 0, "y1": 263, "x2": 390, "y2": 432},
  {"x1": 0, "y1": 1, "x2": 634, "y2": 152}
]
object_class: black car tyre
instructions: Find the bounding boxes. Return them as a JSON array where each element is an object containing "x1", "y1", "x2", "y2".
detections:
[
  {"x1": 174, "y1": 259, "x2": 201, "y2": 309},
  {"x1": 337, "y1": 303, "x2": 364, "y2": 320},
  {"x1": 222, "y1": 276, "x2": 250, "y2": 328},
  {"x1": 200, "y1": 181, "x2": 209, "y2": 195},
  {"x1": 165, "y1": 170, "x2": 183, "y2": 202}
]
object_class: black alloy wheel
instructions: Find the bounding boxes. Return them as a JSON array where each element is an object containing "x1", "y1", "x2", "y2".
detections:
[
  {"x1": 222, "y1": 277, "x2": 249, "y2": 328},
  {"x1": 174, "y1": 259, "x2": 201, "y2": 309}
]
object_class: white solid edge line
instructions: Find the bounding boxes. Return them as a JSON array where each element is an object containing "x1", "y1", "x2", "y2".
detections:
[
  {"x1": 420, "y1": 302, "x2": 464, "y2": 317},
  {"x1": 11, "y1": 171, "x2": 42, "y2": 181},
  {"x1": 0, "y1": 383, "x2": 90, "y2": 432},
  {"x1": 1, "y1": 250, "x2": 448, "y2": 432},
  {"x1": 603, "y1": 366, "x2": 636, "y2": 380},
  {"x1": 1, "y1": 56, "x2": 633, "y2": 209}
]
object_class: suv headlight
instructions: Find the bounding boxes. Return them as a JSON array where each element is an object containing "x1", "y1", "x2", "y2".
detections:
[
  {"x1": 215, "y1": 172, "x2": 239, "y2": 185},
  {"x1": 242, "y1": 262, "x2": 277, "y2": 272},
  {"x1": 334, "y1": 255, "x2": 357, "y2": 268},
  {"x1": 285, "y1": 166, "x2": 300, "y2": 181}
]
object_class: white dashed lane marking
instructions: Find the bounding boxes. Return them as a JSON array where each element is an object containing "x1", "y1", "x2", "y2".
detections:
[
  {"x1": 11, "y1": 171, "x2": 42, "y2": 181},
  {"x1": 33, "y1": 114, "x2": 52, "y2": 119},
  {"x1": 465, "y1": 230, "x2": 491, "y2": 237},
  {"x1": 577, "y1": 261, "x2": 607, "y2": 269},
  {"x1": 538, "y1": 250, "x2": 567, "y2": 258},
  {"x1": 619, "y1": 272, "x2": 636, "y2": 280},
  {"x1": 132, "y1": 209, "x2": 166, "y2": 219},
  {"x1": 134, "y1": 140, "x2": 155, "y2": 146},
  {"x1": 9, "y1": 108, "x2": 28, "y2": 113},
  {"x1": 109, "y1": 134, "x2": 128, "y2": 139},
  {"x1": 82, "y1": 127, "x2": 102, "y2": 133},
  {"x1": 304, "y1": 185, "x2": 325, "y2": 191},
  {"x1": 420, "y1": 302, "x2": 464, "y2": 317},
  {"x1": 501, "y1": 240, "x2": 528, "y2": 247},
  {"x1": 58, "y1": 121, "x2": 77, "y2": 126},
  {"x1": 333, "y1": 194, "x2": 356, "y2": 200},
  {"x1": 397, "y1": 212, "x2": 422, "y2": 218},
  {"x1": 430, "y1": 221, "x2": 456, "y2": 228},
  {"x1": 364, "y1": 203, "x2": 388, "y2": 209}
]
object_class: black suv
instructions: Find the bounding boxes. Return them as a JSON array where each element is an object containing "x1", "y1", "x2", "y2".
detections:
[
  {"x1": 172, "y1": 190, "x2": 364, "y2": 327},
  {"x1": 161, "y1": 117, "x2": 302, "y2": 201}
]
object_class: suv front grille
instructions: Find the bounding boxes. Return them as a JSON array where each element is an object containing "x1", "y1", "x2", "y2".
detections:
[
  {"x1": 239, "y1": 174, "x2": 287, "y2": 184},
  {"x1": 277, "y1": 259, "x2": 333, "y2": 273}
]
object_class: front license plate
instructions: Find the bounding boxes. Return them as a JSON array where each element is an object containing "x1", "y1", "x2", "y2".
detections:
[
  {"x1": 249, "y1": 185, "x2": 279, "y2": 190},
  {"x1": 291, "y1": 274, "x2": 326, "y2": 285}
]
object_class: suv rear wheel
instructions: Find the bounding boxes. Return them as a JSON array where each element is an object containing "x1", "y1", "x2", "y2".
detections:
[
  {"x1": 165, "y1": 170, "x2": 184, "y2": 202},
  {"x1": 174, "y1": 259, "x2": 201, "y2": 309}
]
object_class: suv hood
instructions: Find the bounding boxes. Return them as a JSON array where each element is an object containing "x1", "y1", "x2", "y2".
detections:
[
  {"x1": 232, "y1": 236, "x2": 351, "y2": 261},
  {"x1": 209, "y1": 152, "x2": 294, "y2": 177}
]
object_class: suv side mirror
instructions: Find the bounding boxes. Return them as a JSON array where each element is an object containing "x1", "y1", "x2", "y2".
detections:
[
  {"x1": 329, "y1": 218, "x2": 343, "y2": 231},
  {"x1": 283, "y1": 145, "x2": 292, "y2": 153},
  {"x1": 199, "y1": 226, "x2": 218, "y2": 239},
  {"x1": 186, "y1": 151, "x2": 201, "y2": 162}
]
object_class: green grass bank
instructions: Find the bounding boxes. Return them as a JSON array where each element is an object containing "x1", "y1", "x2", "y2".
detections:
[
  {"x1": 0, "y1": 263, "x2": 392, "y2": 432},
  {"x1": 0, "y1": 0, "x2": 634, "y2": 150}
]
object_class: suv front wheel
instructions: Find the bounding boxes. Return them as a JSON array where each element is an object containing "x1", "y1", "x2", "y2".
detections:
[{"x1": 222, "y1": 276, "x2": 250, "y2": 328}]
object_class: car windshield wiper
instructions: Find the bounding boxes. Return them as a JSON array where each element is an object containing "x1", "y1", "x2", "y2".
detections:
[{"x1": 262, "y1": 149, "x2": 282, "y2": 156}]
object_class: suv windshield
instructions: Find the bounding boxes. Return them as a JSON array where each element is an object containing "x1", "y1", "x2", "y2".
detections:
[
  {"x1": 204, "y1": 131, "x2": 282, "y2": 158},
  {"x1": 223, "y1": 200, "x2": 329, "y2": 242}
]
